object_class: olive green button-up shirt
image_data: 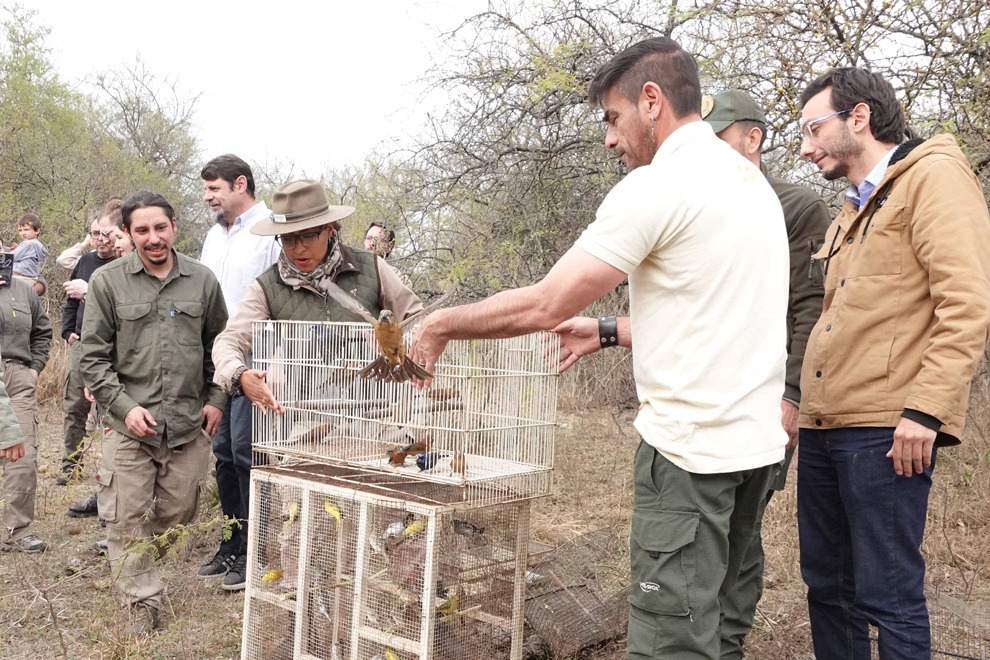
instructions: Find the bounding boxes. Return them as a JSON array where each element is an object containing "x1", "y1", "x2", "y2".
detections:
[{"x1": 80, "y1": 250, "x2": 229, "y2": 448}]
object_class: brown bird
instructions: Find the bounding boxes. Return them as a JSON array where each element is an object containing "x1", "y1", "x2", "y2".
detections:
[
  {"x1": 387, "y1": 448, "x2": 408, "y2": 466},
  {"x1": 318, "y1": 280, "x2": 450, "y2": 383},
  {"x1": 450, "y1": 452, "x2": 467, "y2": 476},
  {"x1": 403, "y1": 437, "x2": 431, "y2": 455}
]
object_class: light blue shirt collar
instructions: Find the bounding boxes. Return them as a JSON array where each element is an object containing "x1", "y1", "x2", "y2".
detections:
[{"x1": 846, "y1": 146, "x2": 898, "y2": 209}]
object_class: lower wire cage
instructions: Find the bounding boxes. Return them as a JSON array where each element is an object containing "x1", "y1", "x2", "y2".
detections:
[{"x1": 242, "y1": 463, "x2": 531, "y2": 660}]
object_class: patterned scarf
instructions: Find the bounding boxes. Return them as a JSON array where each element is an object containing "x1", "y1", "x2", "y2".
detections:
[{"x1": 276, "y1": 230, "x2": 344, "y2": 293}]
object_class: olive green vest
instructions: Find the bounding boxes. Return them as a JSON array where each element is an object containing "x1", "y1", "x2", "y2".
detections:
[{"x1": 257, "y1": 247, "x2": 382, "y2": 322}]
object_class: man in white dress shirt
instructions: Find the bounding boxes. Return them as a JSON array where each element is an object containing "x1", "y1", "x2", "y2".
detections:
[{"x1": 196, "y1": 154, "x2": 279, "y2": 590}]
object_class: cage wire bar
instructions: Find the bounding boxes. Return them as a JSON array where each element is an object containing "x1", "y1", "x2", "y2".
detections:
[
  {"x1": 250, "y1": 321, "x2": 559, "y2": 507},
  {"x1": 241, "y1": 464, "x2": 531, "y2": 660}
]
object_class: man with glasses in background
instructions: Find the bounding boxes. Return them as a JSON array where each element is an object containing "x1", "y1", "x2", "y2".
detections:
[
  {"x1": 212, "y1": 179, "x2": 422, "y2": 416},
  {"x1": 796, "y1": 67, "x2": 990, "y2": 659},
  {"x1": 57, "y1": 199, "x2": 123, "y2": 485}
]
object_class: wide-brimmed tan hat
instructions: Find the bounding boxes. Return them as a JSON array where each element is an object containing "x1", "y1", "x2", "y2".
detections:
[{"x1": 250, "y1": 179, "x2": 355, "y2": 236}]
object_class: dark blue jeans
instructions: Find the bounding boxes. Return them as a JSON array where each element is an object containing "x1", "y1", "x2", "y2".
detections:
[
  {"x1": 798, "y1": 427, "x2": 936, "y2": 660},
  {"x1": 212, "y1": 393, "x2": 253, "y2": 556}
]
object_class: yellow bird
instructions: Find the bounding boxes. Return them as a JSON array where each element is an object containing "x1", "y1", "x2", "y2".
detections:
[
  {"x1": 323, "y1": 499, "x2": 342, "y2": 529},
  {"x1": 283, "y1": 499, "x2": 301, "y2": 531},
  {"x1": 261, "y1": 568, "x2": 284, "y2": 584},
  {"x1": 401, "y1": 518, "x2": 428, "y2": 538},
  {"x1": 384, "y1": 647, "x2": 399, "y2": 660},
  {"x1": 436, "y1": 591, "x2": 459, "y2": 617}
]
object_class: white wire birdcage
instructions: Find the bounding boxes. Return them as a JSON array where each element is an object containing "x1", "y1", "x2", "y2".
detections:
[
  {"x1": 242, "y1": 464, "x2": 530, "y2": 660},
  {"x1": 250, "y1": 321, "x2": 558, "y2": 506}
]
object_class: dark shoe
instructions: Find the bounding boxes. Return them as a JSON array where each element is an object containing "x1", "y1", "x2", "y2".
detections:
[
  {"x1": 99, "y1": 517, "x2": 106, "y2": 528},
  {"x1": 126, "y1": 603, "x2": 159, "y2": 637},
  {"x1": 92, "y1": 539, "x2": 108, "y2": 555},
  {"x1": 197, "y1": 550, "x2": 237, "y2": 578},
  {"x1": 68, "y1": 493, "x2": 99, "y2": 517},
  {"x1": 55, "y1": 464, "x2": 81, "y2": 486},
  {"x1": 2, "y1": 534, "x2": 47, "y2": 554},
  {"x1": 221, "y1": 554, "x2": 247, "y2": 591}
]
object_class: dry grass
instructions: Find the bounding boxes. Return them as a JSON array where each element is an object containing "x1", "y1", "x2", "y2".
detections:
[{"x1": 1, "y1": 372, "x2": 987, "y2": 658}]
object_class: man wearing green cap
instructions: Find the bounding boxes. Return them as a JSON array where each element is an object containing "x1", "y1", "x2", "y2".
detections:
[{"x1": 703, "y1": 89, "x2": 831, "y2": 658}]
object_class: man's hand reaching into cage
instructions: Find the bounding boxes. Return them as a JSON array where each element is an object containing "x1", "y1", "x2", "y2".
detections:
[{"x1": 240, "y1": 368, "x2": 285, "y2": 415}]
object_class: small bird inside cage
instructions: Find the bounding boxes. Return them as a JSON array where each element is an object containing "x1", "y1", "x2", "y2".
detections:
[
  {"x1": 385, "y1": 436, "x2": 432, "y2": 467},
  {"x1": 318, "y1": 279, "x2": 451, "y2": 383}
]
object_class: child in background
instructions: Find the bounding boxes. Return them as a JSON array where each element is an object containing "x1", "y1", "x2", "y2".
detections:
[{"x1": 10, "y1": 213, "x2": 48, "y2": 296}]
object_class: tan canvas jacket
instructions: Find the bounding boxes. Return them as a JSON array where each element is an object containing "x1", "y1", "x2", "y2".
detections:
[{"x1": 799, "y1": 134, "x2": 990, "y2": 444}]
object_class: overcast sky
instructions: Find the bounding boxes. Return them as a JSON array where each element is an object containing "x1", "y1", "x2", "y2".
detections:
[{"x1": 33, "y1": 0, "x2": 486, "y2": 177}]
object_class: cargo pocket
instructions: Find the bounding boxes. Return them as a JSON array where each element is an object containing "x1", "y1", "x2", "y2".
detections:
[
  {"x1": 628, "y1": 508, "x2": 699, "y2": 617},
  {"x1": 96, "y1": 466, "x2": 117, "y2": 523}
]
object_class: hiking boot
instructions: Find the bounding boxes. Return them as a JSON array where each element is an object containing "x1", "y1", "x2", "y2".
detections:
[
  {"x1": 92, "y1": 539, "x2": 109, "y2": 555},
  {"x1": 126, "y1": 603, "x2": 159, "y2": 637},
  {"x1": 197, "y1": 550, "x2": 238, "y2": 578},
  {"x1": 1, "y1": 534, "x2": 47, "y2": 554},
  {"x1": 68, "y1": 493, "x2": 99, "y2": 517},
  {"x1": 221, "y1": 554, "x2": 247, "y2": 591}
]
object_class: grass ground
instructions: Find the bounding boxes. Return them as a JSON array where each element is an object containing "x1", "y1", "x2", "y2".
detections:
[{"x1": 1, "y1": 389, "x2": 987, "y2": 658}]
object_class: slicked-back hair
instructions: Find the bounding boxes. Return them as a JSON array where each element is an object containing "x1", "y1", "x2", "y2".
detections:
[
  {"x1": 200, "y1": 153, "x2": 256, "y2": 197},
  {"x1": 588, "y1": 36, "x2": 702, "y2": 118},
  {"x1": 122, "y1": 190, "x2": 176, "y2": 230},
  {"x1": 97, "y1": 198, "x2": 124, "y2": 228},
  {"x1": 799, "y1": 68, "x2": 907, "y2": 144}
]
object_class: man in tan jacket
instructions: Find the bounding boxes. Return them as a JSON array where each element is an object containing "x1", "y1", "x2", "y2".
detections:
[{"x1": 796, "y1": 67, "x2": 990, "y2": 659}]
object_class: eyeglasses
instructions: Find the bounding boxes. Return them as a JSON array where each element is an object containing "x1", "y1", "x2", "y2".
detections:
[
  {"x1": 90, "y1": 229, "x2": 114, "y2": 240},
  {"x1": 275, "y1": 226, "x2": 327, "y2": 249},
  {"x1": 801, "y1": 108, "x2": 852, "y2": 140}
]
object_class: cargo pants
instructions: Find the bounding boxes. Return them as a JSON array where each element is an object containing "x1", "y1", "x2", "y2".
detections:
[
  {"x1": 1, "y1": 361, "x2": 39, "y2": 543},
  {"x1": 626, "y1": 440, "x2": 776, "y2": 660},
  {"x1": 99, "y1": 429, "x2": 210, "y2": 609}
]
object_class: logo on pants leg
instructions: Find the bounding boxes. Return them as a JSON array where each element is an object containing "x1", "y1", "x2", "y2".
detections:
[{"x1": 639, "y1": 582, "x2": 661, "y2": 593}]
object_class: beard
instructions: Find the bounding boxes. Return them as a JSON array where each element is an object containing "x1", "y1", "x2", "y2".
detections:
[
  {"x1": 820, "y1": 124, "x2": 863, "y2": 181},
  {"x1": 143, "y1": 243, "x2": 169, "y2": 265}
]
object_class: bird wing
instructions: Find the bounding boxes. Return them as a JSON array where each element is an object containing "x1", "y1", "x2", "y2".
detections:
[
  {"x1": 319, "y1": 279, "x2": 379, "y2": 324},
  {"x1": 399, "y1": 288, "x2": 454, "y2": 330}
]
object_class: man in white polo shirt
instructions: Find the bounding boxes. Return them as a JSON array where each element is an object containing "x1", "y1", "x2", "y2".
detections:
[
  {"x1": 196, "y1": 154, "x2": 279, "y2": 590},
  {"x1": 410, "y1": 37, "x2": 789, "y2": 658}
]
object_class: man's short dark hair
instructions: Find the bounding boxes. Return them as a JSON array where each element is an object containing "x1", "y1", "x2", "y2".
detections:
[
  {"x1": 200, "y1": 154, "x2": 256, "y2": 197},
  {"x1": 122, "y1": 190, "x2": 176, "y2": 230},
  {"x1": 799, "y1": 68, "x2": 908, "y2": 144},
  {"x1": 588, "y1": 36, "x2": 702, "y2": 118}
]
